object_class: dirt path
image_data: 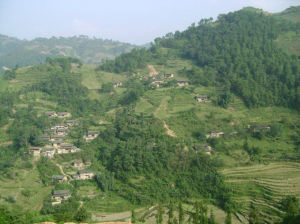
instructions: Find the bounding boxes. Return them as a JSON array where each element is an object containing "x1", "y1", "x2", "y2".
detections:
[
  {"x1": 148, "y1": 65, "x2": 159, "y2": 76},
  {"x1": 163, "y1": 121, "x2": 177, "y2": 137},
  {"x1": 54, "y1": 161, "x2": 71, "y2": 183}
]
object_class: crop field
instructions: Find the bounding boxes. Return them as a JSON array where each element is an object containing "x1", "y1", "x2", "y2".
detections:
[
  {"x1": 0, "y1": 163, "x2": 51, "y2": 211},
  {"x1": 222, "y1": 162, "x2": 300, "y2": 223}
]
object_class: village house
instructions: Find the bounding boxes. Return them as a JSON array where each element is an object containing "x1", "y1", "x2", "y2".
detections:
[
  {"x1": 177, "y1": 80, "x2": 189, "y2": 86},
  {"x1": 52, "y1": 124, "x2": 67, "y2": 130},
  {"x1": 29, "y1": 146, "x2": 41, "y2": 157},
  {"x1": 150, "y1": 80, "x2": 164, "y2": 88},
  {"x1": 56, "y1": 128, "x2": 68, "y2": 136},
  {"x1": 51, "y1": 175, "x2": 67, "y2": 183},
  {"x1": 44, "y1": 129, "x2": 56, "y2": 135},
  {"x1": 85, "y1": 131, "x2": 100, "y2": 142},
  {"x1": 38, "y1": 135, "x2": 50, "y2": 143},
  {"x1": 193, "y1": 144, "x2": 212, "y2": 155},
  {"x1": 112, "y1": 81, "x2": 123, "y2": 88},
  {"x1": 72, "y1": 160, "x2": 91, "y2": 169},
  {"x1": 51, "y1": 139, "x2": 63, "y2": 148},
  {"x1": 164, "y1": 73, "x2": 174, "y2": 78},
  {"x1": 50, "y1": 135, "x2": 64, "y2": 142},
  {"x1": 202, "y1": 144, "x2": 212, "y2": 155},
  {"x1": 65, "y1": 120, "x2": 77, "y2": 127},
  {"x1": 195, "y1": 95, "x2": 212, "y2": 103},
  {"x1": 206, "y1": 131, "x2": 224, "y2": 139},
  {"x1": 72, "y1": 160, "x2": 85, "y2": 169},
  {"x1": 249, "y1": 123, "x2": 271, "y2": 133},
  {"x1": 51, "y1": 190, "x2": 71, "y2": 205},
  {"x1": 57, "y1": 112, "x2": 71, "y2": 118},
  {"x1": 45, "y1": 111, "x2": 57, "y2": 118},
  {"x1": 57, "y1": 143, "x2": 80, "y2": 154},
  {"x1": 41, "y1": 147, "x2": 56, "y2": 158},
  {"x1": 72, "y1": 170, "x2": 95, "y2": 180}
]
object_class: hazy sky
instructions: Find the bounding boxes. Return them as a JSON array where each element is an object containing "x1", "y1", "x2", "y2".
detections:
[{"x1": 0, "y1": 0, "x2": 299, "y2": 44}]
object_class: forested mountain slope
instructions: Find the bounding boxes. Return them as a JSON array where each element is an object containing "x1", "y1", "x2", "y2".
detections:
[
  {"x1": 0, "y1": 35, "x2": 137, "y2": 73},
  {"x1": 100, "y1": 8, "x2": 300, "y2": 110}
]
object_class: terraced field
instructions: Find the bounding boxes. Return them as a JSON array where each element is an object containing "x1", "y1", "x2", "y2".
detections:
[{"x1": 222, "y1": 162, "x2": 300, "y2": 223}]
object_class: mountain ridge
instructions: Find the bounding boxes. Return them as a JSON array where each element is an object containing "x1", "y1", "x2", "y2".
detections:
[{"x1": 0, "y1": 34, "x2": 139, "y2": 73}]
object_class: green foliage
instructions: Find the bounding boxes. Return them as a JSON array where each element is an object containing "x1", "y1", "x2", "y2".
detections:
[
  {"x1": 100, "y1": 82, "x2": 114, "y2": 93},
  {"x1": 225, "y1": 211, "x2": 232, "y2": 224},
  {"x1": 269, "y1": 123, "x2": 282, "y2": 137},
  {"x1": 178, "y1": 202, "x2": 184, "y2": 224},
  {"x1": 21, "y1": 189, "x2": 32, "y2": 197},
  {"x1": 74, "y1": 207, "x2": 90, "y2": 222},
  {"x1": 93, "y1": 109, "x2": 230, "y2": 207},
  {"x1": 95, "y1": 171, "x2": 115, "y2": 192},
  {"x1": 281, "y1": 196, "x2": 300, "y2": 224},
  {"x1": 99, "y1": 48, "x2": 152, "y2": 73},
  {"x1": 6, "y1": 195, "x2": 16, "y2": 203},
  {"x1": 30, "y1": 64, "x2": 103, "y2": 116},
  {"x1": 45, "y1": 57, "x2": 82, "y2": 72},
  {"x1": 131, "y1": 209, "x2": 136, "y2": 223},
  {"x1": 37, "y1": 157, "x2": 62, "y2": 185},
  {"x1": 41, "y1": 198, "x2": 80, "y2": 222},
  {"x1": 7, "y1": 107, "x2": 49, "y2": 148},
  {"x1": 281, "y1": 196, "x2": 300, "y2": 217},
  {"x1": 217, "y1": 91, "x2": 232, "y2": 108},
  {"x1": 3, "y1": 69, "x2": 17, "y2": 80},
  {"x1": 249, "y1": 205, "x2": 261, "y2": 224},
  {"x1": 156, "y1": 204, "x2": 164, "y2": 224}
]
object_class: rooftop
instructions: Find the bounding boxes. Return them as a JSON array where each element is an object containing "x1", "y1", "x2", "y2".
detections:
[{"x1": 52, "y1": 190, "x2": 70, "y2": 197}]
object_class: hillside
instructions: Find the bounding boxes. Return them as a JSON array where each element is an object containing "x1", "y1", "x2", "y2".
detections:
[
  {"x1": 0, "y1": 6, "x2": 300, "y2": 224},
  {"x1": 274, "y1": 6, "x2": 300, "y2": 56},
  {"x1": 0, "y1": 34, "x2": 138, "y2": 73}
]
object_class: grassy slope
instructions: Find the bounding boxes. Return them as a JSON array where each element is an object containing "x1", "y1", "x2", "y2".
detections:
[
  {"x1": 274, "y1": 6, "x2": 300, "y2": 56},
  {"x1": 222, "y1": 162, "x2": 300, "y2": 223},
  {"x1": 0, "y1": 161, "x2": 52, "y2": 211},
  {"x1": 1, "y1": 59, "x2": 299, "y2": 222}
]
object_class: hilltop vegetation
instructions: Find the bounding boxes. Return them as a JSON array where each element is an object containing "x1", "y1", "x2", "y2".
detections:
[{"x1": 0, "y1": 35, "x2": 138, "y2": 73}]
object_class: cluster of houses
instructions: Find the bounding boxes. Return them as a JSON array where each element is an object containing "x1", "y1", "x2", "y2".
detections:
[
  {"x1": 146, "y1": 72, "x2": 190, "y2": 88},
  {"x1": 31, "y1": 112, "x2": 100, "y2": 205},
  {"x1": 50, "y1": 170, "x2": 95, "y2": 205},
  {"x1": 29, "y1": 113, "x2": 81, "y2": 158},
  {"x1": 45, "y1": 111, "x2": 72, "y2": 118},
  {"x1": 33, "y1": 143, "x2": 81, "y2": 158}
]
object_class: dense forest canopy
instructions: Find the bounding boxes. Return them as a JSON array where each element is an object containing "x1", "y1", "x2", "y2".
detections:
[{"x1": 100, "y1": 9, "x2": 300, "y2": 111}]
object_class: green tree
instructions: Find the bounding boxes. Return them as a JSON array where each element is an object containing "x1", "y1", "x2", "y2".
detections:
[
  {"x1": 131, "y1": 209, "x2": 136, "y2": 223},
  {"x1": 156, "y1": 204, "x2": 164, "y2": 224},
  {"x1": 225, "y1": 211, "x2": 232, "y2": 224},
  {"x1": 168, "y1": 201, "x2": 174, "y2": 224},
  {"x1": 75, "y1": 207, "x2": 89, "y2": 222},
  {"x1": 178, "y1": 202, "x2": 184, "y2": 224}
]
